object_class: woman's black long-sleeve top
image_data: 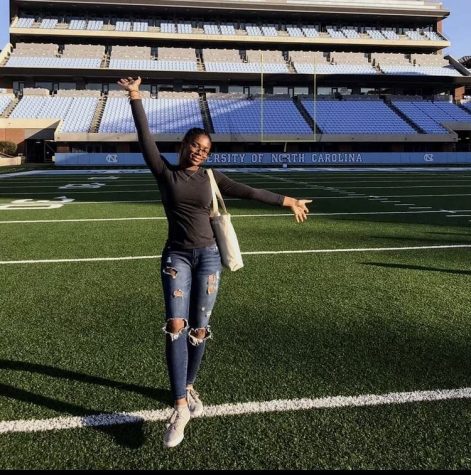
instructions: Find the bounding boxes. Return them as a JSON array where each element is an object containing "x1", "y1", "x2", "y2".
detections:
[{"x1": 130, "y1": 98, "x2": 285, "y2": 249}]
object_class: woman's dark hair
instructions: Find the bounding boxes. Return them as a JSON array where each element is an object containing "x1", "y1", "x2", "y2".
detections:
[{"x1": 182, "y1": 127, "x2": 212, "y2": 146}]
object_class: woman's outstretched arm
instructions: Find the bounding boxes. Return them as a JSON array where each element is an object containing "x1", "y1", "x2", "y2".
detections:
[
  {"x1": 117, "y1": 76, "x2": 165, "y2": 177},
  {"x1": 213, "y1": 169, "x2": 312, "y2": 223}
]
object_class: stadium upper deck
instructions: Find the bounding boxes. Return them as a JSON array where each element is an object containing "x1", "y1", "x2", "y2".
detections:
[
  {"x1": 1, "y1": 0, "x2": 471, "y2": 161},
  {"x1": 2, "y1": 0, "x2": 463, "y2": 86}
]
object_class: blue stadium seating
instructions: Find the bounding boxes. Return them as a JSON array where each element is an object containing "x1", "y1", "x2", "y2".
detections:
[
  {"x1": 391, "y1": 101, "x2": 451, "y2": 134},
  {"x1": 207, "y1": 97, "x2": 312, "y2": 134},
  {"x1": 99, "y1": 97, "x2": 204, "y2": 133},
  {"x1": 302, "y1": 99, "x2": 417, "y2": 134},
  {"x1": 10, "y1": 96, "x2": 98, "y2": 132},
  {"x1": 6, "y1": 57, "x2": 101, "y2": 68}
]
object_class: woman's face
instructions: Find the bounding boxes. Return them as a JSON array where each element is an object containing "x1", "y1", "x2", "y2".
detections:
[{"x1": 182, "y1": 135, "x2": 212, "y2": 168}]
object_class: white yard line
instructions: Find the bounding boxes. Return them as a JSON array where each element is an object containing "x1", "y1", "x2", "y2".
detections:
[
  {"x1": 4, "y1": 178, "x2": 471, "y2": 193},
  {"x1": 1, "y1": 209, "x2": 471, "y2": 224},
  {"x1": 4, "y1": 178, "x2": 471, "y2": 187},
  {"x1": 340, "y1": 184, "x2": 471, "y2": 189},
  {"x1": 1, "y1": 193, "x2": 471, "y2": 207},
  {"x1": 1, "y1": 167, "x2": 471, "y2": 181},
  {"x1": 367, "y1": 193, "x2": 471, "y2": 199},
  {"x1": 0, "y1": 386, "x2": 469, "y2": 434},
  {"x1": 0, "y1": 190, "x2": 161, "y2": 195},
  {"x1": 1, "y1": 185, "x2": 469, "y2": 195},
  {"x1": 1, "y1": 245, "x2": 470, "y2": 265},
  {"x1": 0, "y1": 184, "x2": 159, "y2": 189}
]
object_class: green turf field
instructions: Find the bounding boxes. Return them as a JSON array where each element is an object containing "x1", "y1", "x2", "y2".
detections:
[{"x1": 0, "y1": 168, "x2": 470, "y2": 469}]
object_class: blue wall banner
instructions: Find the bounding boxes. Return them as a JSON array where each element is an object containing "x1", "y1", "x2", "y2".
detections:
[{"x1": 54, "y1": 152, "x2": 471, "y2": 167}]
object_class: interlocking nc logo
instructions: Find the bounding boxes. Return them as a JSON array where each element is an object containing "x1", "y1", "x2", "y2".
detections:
[
  {"x1": 106, "y1": 154, "x2": 118, "y2": 163},
  {"x1": 424, "y1": 154, "x2": 434, "y2": 162}
]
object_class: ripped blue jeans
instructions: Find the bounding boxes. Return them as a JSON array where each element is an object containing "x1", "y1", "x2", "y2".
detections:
[{"x1": 161, "y1": 243, "x2": 222, "y2": 401}]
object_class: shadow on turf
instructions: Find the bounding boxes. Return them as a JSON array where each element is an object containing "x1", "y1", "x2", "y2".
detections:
[
  {"x1": 369, "y1": 235, "x2": 471, "y2": 244},
  {"x1": 426, "y1": 231, "x2": 471, "y2": 237},
  {"x1": 362, "y1": 262, "x2": 471, "y2": 276},
  {"x1": 323, "y1": 212, "x2": 471, "y2": 229},
  {"x1": 0, "y1": 359, "x2": 172, "y2": 448}
]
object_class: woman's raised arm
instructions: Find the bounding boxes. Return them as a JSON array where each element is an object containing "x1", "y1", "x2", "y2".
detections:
[{"x1": 117, "y1": 76, "x2": 165, "y2": 177}]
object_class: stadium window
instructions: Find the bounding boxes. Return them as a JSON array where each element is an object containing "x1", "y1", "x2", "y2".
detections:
[
  {"x1": 87, "y1": 83, "x2": 103, "y2": 91},
  {"x1": 158, "y1": 85, "x2": 174, "y2": 92},
  {"x1": 294, "y1": 87, "x2": 308, "y2": 96},
  {"x1": 317, "y1": 87, "x2": 332, "y2": 95},
  {"x1": 228, "y1": 86, "x2": 244, "y2": 93},
  {"x1": 59, "y1": 82, "x2": 76, "y2": 90},
  {"x1": 35, "y1": 81, "x2": 53, "y2": 91},
  {"x1": 203, "y1": 86, "x2": 220, "y2": 93},
  {"x1": 182, "y1": 85, "x2": 199, "y2": 92},
  {"x1": 72, "y1": 144, "x2": 102, "y2": 153},
  {"x1": 273, "y1": 87, "x2": 288, "y2": 95}
]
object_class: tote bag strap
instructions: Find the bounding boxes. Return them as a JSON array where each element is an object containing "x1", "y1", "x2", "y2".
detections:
[{"x1": 207, "y1": 169, "x2": 228, "y2": 215}]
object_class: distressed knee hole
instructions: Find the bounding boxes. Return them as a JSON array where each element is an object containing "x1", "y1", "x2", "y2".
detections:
[
  {"x1": 163, "y1": 267, "x2": 178, "y2": 279},
  {"x1": 189, "y1": 326, "x2": 212, "y2": 346},
  {"x1": 206, "y1": 273, "x2": 218, "y2": 295},
  {"x1": 162, "y1": 318, "x2": 188, "y2": 341},
  {"x1": 173, "y1": 289, "x2": 184, "y2": 298}
]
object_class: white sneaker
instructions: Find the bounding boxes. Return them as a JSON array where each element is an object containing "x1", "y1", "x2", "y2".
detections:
[
  {"x1": 186, "y1": 388, "x2": 204, "y2": 417},
  {"x1": 163, "y1": 405, "x2": 191, "y2": 448}
]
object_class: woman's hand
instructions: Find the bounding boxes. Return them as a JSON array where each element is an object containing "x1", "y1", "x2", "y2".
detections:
[
  {"x1": 117, "y1": 76, "x2": 142, "y2": 93},
  {"x1": 283, "y1": 197, "x2": 313, "y2": 223}
]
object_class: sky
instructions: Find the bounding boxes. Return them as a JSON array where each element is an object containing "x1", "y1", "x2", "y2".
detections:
[{"x1": 0, "y1": 0, "x2": 468, "y2": 58}]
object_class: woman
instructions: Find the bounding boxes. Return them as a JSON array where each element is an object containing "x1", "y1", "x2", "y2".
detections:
[{"x1": 118, "y1": 77, "x2": 312, "y2": 448}]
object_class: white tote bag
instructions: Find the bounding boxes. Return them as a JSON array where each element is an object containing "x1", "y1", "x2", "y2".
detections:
[{"x1": 207, "y1": 169, "x2": 244, "y2": 271}]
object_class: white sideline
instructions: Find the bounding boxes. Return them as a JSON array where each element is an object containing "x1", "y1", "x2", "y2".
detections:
[
  {"x1": 0, "y1": 386, "x2": 470, "y2": 434},
  {"x1": 0, "y1": 245, "x2": 470, "y2": 265}
]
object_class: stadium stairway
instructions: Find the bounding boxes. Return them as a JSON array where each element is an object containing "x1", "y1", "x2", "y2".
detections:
[
  {"x1": 457, "y1": 103, "x2": 471, "y2": 116},
  {"x1": 293, "y1": 96, "x2": 322, "y2": 134},
  {"x1": 286, "y1": 58, "x2": 297, "y2": 74},
  {"x1": 101, "y1": 51, "x2": 110, "y2": 69},
  {"x1": 384, "y1": 99, "x2": 426, "y2": 134},
  {"x1": 2, "y1": 96, "x2": 19, "y2": 118},
  {"x1": 197, "y1": 51, "x2": 206, "y2": 72},
  {"x1": 199, "y1": 93, "x2": 215, "y2": 133},
  {"x1": 90, "y1": 94, "x2": 108, "y2": 133}
]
